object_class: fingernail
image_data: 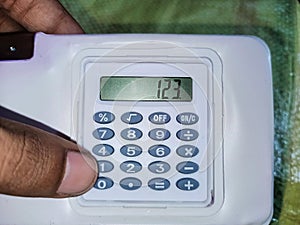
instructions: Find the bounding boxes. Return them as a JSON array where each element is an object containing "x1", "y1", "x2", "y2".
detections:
[{"x1": 57, "y1": 151, "x2": 97, "y2": 195}]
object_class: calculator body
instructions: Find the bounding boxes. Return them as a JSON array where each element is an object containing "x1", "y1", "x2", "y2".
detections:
[{"x1": 0, "y1": 33, "x2": 273, "y2": 225}]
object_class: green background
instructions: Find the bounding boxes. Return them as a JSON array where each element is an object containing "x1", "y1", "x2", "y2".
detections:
[{"x1": 59, "y1": 0, "x2": 300, "y2": 224}]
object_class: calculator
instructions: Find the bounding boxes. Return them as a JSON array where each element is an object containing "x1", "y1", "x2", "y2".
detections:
[{"x1": 0, "y1": 33, "x2": 273, "y2": 225}]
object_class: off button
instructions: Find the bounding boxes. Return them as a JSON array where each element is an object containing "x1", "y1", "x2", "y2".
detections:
[{"x1": 149, "y1": 112, "x2": 170, "y2": 124}]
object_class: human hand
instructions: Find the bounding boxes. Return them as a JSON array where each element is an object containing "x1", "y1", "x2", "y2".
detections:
[{"x1": 0, "y1": 0, "x2": 98, "y2": 198}]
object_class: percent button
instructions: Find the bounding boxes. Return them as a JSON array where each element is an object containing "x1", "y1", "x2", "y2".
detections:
[{"x1": 94, "y1": 111, "x2": 115, "y2": 124}]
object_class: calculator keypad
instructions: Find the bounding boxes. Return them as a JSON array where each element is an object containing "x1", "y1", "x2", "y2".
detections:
[{"x1": 90, "y1": 110, "x2": 206, "y2": 200}]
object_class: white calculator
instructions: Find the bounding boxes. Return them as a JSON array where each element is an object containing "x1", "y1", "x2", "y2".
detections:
[{"x1": 0, "y1": 33, "x2": 273, "y2": 225}]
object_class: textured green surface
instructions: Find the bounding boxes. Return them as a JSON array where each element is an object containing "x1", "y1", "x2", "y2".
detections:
[{"x1": 59, "y1": 0, "x2": 300, "y2": 224}]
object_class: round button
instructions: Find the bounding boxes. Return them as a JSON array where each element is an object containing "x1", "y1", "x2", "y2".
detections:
[
  {"x1": 121, "y1": 128, "x2": 143, "y2": 140},
  {"x1": 92, "y1": 144, "x2": 114, "y2": 156},
  {"x1": 176, "y1": 161, "x2": 199, "y2": 174},
  {"x1": 97, "y1": 160, "x2": 114, "y2": 173},
  {"x1": 93, "y1": 111, "x2": 115, "y2": 124},
  {"x1": 121, "y1": 112, "x2": 143, "y2": 124},
  {"x1": 93, "y1": 128, "x2": 115, "y2": 140},
  {"x1": 176, "y1": 178, "x2": 199, "y2": 191},
  {"x1": 148, "y1": 161, "x2": 170, "y2": 174},
  {"x1": 176, "y1": 113, "x2": 199, "y2": 125},
  {"x1": 149, "y1": 112, "x2": 171, "y2": 124},
  {"x1": 120, "y1": 144, "x2": 142, "y2": 157},
  {"x1": 120, "y1": 161, "x2": 142, "y2": 173},
  {"x1": 176, "y1": 145, "x2": 199, "y2": 158},
  {"x1": 94, "y1": 177, "x2": 114, "y2": 190},
  {"x1": 120, "y1": 177, "x2": 142, "y2": 190},
  {"x1": 176, "y1": 129, "x2": 198, "y2": 141},
  {"x1": 149, "y1": 128, "x2": 170, "y2": 141},
  {"x1": 148, "y1": 145, "x2": 170, "y2": 157},
  {"x1": 148, "y1": 178, "x2": 170, "y2": 191}
]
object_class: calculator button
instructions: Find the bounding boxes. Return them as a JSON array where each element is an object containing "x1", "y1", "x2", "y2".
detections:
[
  {"x1": 148, "y1": 178, "x2": 170, "y2": 191},
  {"x1": 176, "y1": 161, "x2": 199, "y2": 174},
  {"x1": 92, "y1": 144, "x2": 114, "y2": 156},
  {"x1": 176, "y1": 113, "x2": 199, "y2": 125},
  {"x1": 176, "y1": 145, "x2": 199, "y2": 158},
  {"x1": 94, "y1": 177, "x2": 114, "y2": 190},
  {"x1": 148, "y1": 145, "x2": 170, "y2": 157},
  {"x1": 93, "y1": 111, "x2": 115, "y2": 124},
  {"x1": 93, "y1": 128, "x2": 115, "y2": 140},
  {"x1": 149, "y1": 128, "x2": 170, "y2": 141},
  {"x1": 176, "y1": 129, "x2": 198, "y2": 141},
  {"x1": 121, "y1": 112, "x2": 143, "y2": 124},
  {"x1": 148, "y1": 161, "x2": 170, "y2": 174},
  {"x1": 98, "y1": 160, "x2": 114, "y2": 173},
  {"x1": 121, "y1": 128, "x2": 143, "y2": 140},
  {"x1": 120, "y1": 177, "x2": 142, "y2": 190},
  {"x1": 149, "y1": 112, "x2": 171, "y2": 124},
  {"x1": 120, "y1": 161, "x2": 142, "y2": 173},
  {"x1": 120, "y1": 144, "x2": 142, "y2": 157},
  {"x1": 176, "y1": 178, "x2": 199, "y2": 191}
]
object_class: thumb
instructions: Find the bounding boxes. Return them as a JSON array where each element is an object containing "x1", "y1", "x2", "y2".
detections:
[{"x1": 0, "y1": 117, "x2": 98, "y2": 198}]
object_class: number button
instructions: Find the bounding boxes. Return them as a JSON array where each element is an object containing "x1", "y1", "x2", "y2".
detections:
[
  {"x1": 148, "y1": 161, "x2": 170, "y2": 174},
  {"x1": 93, "y1": 111, "x2": 115, "y2": 124},
  {"x1": 176, "y1": 145, "x2": 199, "y2": 158},
  {"x1": 93, "y1": 128, "x2": 115, "y2": 140},
  {"x1": 120, "y1": 177, "x2": 142, "y2": 190},
  {"x1": 121, "y1": 128, "x2": 143, "y2": 140},
  {"x1": 92, "y1": 144, "x2": 114, "y2": 156},
  {"x1": 120, "y1": 145, "x2": 142, "y2": 157},
  {"x1": 148, "y1": 145, "x2": 170, "y2": 157},
  {"x1": 120, "y1": 161, "x2": 142, "y2": 173},
  {"x1": 176, "y1": 113, "x2": 199, "y2": 125},
  {"x1": 121, "y1": 112, "x2": 143, "y2": 124},
  {"x1": 148, "y1": 178, "x2": 170, "y2": 191},
  {"x1": 94, "y1": 177, "x2": 114, "y2": 190},
  {"x1": 98, "y1": 160, "x2": 114, "y2": 173},
  {"x1": 149, "y1": 112, "x2": 170, "y2": 124},
  {"x1": 176, "y1": 129, "x2": 198, "y2": 141},
  {"x1": 149, "y1": 128, "x2": 170, "y2": 141},
  {"x1": 176, "y1": 178, "x2": 199, "y2": 191},
  {"x1": 176, "y1": 161, "x2": 199, "y2": 174}
]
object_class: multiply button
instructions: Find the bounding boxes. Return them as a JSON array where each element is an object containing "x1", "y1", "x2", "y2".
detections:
[
  {"x1": 176, "y1": 145, "x2": 199, "y2": 158},
  {"x1": 120, "y1": 177, "x2": 142, "y2": 190},
  {"x1": 176, "y1": 178, "x2": 199, "y2": 191},
  {"x1": 176, "y1": 113, "x2": 199, "y2": 125},
  {"x1": 149, "y1": 112, "x2": 170, "y2": 124},
  {"x1": 176, "y1": 129, "x2": 198, "y2": 141},
  {"x1": 121, "y1": 112, "x2": 143, "y2": 124}
]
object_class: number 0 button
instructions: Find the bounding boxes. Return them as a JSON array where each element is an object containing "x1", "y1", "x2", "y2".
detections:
[{"x1": 94, "y1": 177, "x2": 114, "y2": 190}]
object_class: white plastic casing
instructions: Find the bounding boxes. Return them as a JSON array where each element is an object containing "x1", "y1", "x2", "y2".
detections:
[{"x1": 0, "y1": 33, "x2": 273, "y2": 225}]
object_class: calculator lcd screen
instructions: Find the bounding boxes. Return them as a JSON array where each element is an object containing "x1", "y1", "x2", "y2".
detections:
[{"x1": 100, "y1": 76, "x2": 192, "y2": 101}]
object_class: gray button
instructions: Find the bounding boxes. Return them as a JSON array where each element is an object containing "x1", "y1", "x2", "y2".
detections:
[
  {"x1": 92, "y1": 144, "x2": 114, "y2": 156},
  {"x1": 176, "y1": 129, "x2": 198, "y2": 141},
  {"x1": 149, "y1": 128, "x2": 170, "y2": 141},
  {"x1": 176, "y1": 145, "x2": 199, "y2": 158},
  {"x1": 176, "y1": 113, "x2": 199, "y2": 125},
  {"x1": 148, "y1": 178, "x2": 170, "y2": 191},
  {"x1": 120, "y1": 177, "x2": 142, "y2": 190},
  {"x1": 148, "y1": 161, "x2": 170, "y2": 174},
  {"x1": 94, "y1": 111, "x2": 115, "y2": 124},
  {"x1": 121, "y1": 128, "x2": 143, "y2": 140},
  {"x1": 176, "y1": 178, "x2": 199, "y2": 191},
  {"x1": 176, "y1": 161, "x2": 199, "y2": 174},
  {"x1": 120, "y1": 161, "x2": 142, "y2": 173},
  {"x1": 94, "y1": 177, "x2": 114, "y2": 190},
  {"x1": 148, "y1": 145, "x2": 170, "y2": 157},
  {"x1": 121, "y1": 112, "x2": 143, "y2": 124},
  {"x1": 93, "y1": 128, "x2": 115, "y2": 140},
  {"x1": 120, "y1": 144, "x2": 142, "y2": 157},
  {"x1": 98, "y1": 160, "x2": 114, "y2": 173},
  {"x1": 149, "y1": 112, "x2": 170, "y2": 124}
]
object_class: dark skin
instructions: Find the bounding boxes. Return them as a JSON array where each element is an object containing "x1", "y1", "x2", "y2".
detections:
[{"x1": 0, "y1": 0, "x2": 98, "y2": 198}]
